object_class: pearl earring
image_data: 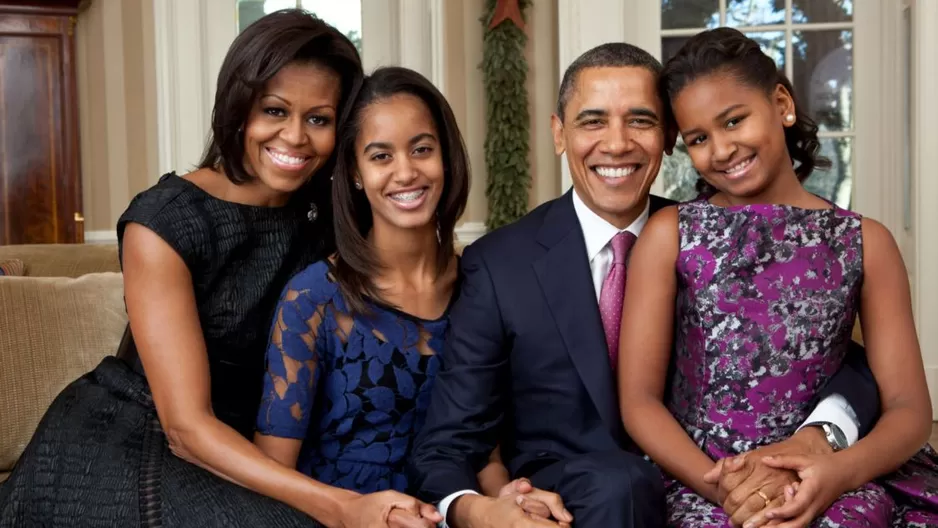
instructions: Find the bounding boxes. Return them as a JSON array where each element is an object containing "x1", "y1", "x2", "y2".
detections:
[
  {"x1": 354, "y1": 180, "x2": 363, "y2": 190},
  {"x1": 785, "y1": 114, "x2": 795, "y2": 123}
]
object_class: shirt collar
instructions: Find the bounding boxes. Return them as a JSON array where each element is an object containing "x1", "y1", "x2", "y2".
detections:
[{"x1": 572, "y1": 189, "x2": 650, "y2": 262}]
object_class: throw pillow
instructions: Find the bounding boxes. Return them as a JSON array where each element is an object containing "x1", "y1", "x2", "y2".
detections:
[
  {"x1": 0, "y1": 259, "x2": 24, "y2": 276},
  {"x1": 0, "y1": 272, "x2": 126, "y2": 471}
]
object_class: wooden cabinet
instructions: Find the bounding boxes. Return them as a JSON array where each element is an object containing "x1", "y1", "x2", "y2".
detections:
[{"x1": 0, "y1": 1, "x2": 83, "y2": 244}]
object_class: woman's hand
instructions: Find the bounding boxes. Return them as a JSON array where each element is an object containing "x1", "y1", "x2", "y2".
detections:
[
  {"x1": 756, "y1": 454, "x2": 852, "y2": 528},
  {"x1": 339, "y1": 490, "x2": 442, "y2": 528}
]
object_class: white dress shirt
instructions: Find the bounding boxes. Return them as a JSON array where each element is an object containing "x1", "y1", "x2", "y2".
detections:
[{"x1": 437, "y1": 190, "x2": 859, "y2": 526}]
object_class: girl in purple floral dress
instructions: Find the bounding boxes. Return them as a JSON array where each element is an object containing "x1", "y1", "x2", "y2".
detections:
[{"x1": 618, "y1": 27, "x2": 938, "y2": 528}]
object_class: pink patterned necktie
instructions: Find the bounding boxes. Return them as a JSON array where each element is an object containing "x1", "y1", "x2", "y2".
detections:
[{"x1": 599, "y1": 231, "x2": 637, "y2": 372}]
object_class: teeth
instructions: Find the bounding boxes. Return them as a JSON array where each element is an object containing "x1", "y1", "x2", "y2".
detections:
[
  {"x1": 390, "y1": 189, "x2": 425, "y2": 202},
  {"x1": 725, "y1": 157, "x2": 753, "y2": 174},
  {"x1": 268, "y1": 149, "x2": 307, "y2": 166},
  {"x1": 595, "y1": 166, "x2": 637, "y2": 178}
]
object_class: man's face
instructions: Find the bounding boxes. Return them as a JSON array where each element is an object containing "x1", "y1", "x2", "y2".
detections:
[{"x1": 552, "y1": 66, "x2": 667, "y2": 228}]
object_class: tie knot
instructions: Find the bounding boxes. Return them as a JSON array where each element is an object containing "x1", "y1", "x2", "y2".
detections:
[{"x1": 610, "y1": 231, "x2": 637, "y2": 264}]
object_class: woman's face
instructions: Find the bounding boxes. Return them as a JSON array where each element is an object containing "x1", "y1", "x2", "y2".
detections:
[
  {"x1": 241, "y1": 61, "x2": 342, "y2": 203},
  {"x1": 353, "y1": 93, "x2": 445, "y2": 233},
  {"x1": 671, "y1": 71, "x2": 795, "y2": 199}
]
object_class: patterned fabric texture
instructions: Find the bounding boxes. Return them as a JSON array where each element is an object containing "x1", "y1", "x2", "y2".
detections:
[
  {"x1": 664, "y1": 198, "x2": 938, "y2": 528},
  {"x1": 0, "y1": 260, "x2": 24, "y2": 277},
  {"x1": 257, "y1": 260, "x2": 445, "y2": 493}
]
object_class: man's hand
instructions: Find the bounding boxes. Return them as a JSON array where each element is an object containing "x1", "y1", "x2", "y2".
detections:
[
  {"x1": 496, "y1": 478, "x2": 572, "y2": 522},
  {"x1": 387, "y1": 507, "x2": 441, "y2": 528},
  {"x1": 452, "y1": 493, "x2": 570, "y2": 528},
  {"x1": 702, "y1": 427, "x2": 832, "y2": 527}
]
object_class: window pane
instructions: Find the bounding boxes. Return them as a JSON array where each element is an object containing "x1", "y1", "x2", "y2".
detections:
[
  {"x1": 300, "y1": 0, "x2": 362, "y2": 53},
  {"x1": 747, "y1": 31, "x2": 787, "y2": 71},
  {"x1": 792, "y1": 30, "x2": 853, "y2": 132},
  {"x1": 661, "y1": 0, "x2": 719, "y2": 30},
  {"x1": 725, "y1": 0, "x2": 785, "y2": 28},
  {"x1": 663, "y1": 31, "x2": 785, "y2": 69},
  {"x1": 237, "y1": 0, "x2": 283, "y2": 33},
  {"x1": 804, "y1": 137, "x2": 853, "y2": 208},
  {"x1": 792, "y1": 0, "x2": 853, "y2": 24},
  {"x1": 659, "y1": 138, "x2": 701, "y2": 203},
  {"x1": 236, "y1": 0, "x2": 363, "y2": 55}
]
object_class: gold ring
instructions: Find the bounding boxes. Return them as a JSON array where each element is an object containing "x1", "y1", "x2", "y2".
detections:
[{"x1": 756, "y1": 490, "x2": 770, "y2": 507}]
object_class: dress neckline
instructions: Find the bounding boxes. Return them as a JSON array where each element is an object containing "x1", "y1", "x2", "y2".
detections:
[
  {"x1": 698, "y1": 193, "x2": 839, "y2": 213},
  {"x1": 166, "y1": 172, "x2": 303, "y2": 216}
]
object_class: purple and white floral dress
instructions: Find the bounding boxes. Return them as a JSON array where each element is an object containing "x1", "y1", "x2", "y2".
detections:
[{"x1": 665, "y1": 198, "x2": 938, "y2": 528}]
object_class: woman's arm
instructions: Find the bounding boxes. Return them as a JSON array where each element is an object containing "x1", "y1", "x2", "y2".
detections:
[
  {"x1": 123, "y1": 224, "x2": 355, "y2": 525},
  {"x1": 832, "y1": 218, "x2": 932, "y2": 488},
  {"x1": 617, "y1": 207, "x2": 721, "y2": 503},
  {"x1": 254, "y1": 277, "x2": 322, "y2": 471}
]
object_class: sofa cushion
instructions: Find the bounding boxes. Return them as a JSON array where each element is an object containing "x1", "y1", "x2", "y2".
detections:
[
  {"x1": 0, "y1": 259, "x2": 24, "y2": 276},
  {"x1": 0, "y1": 244, "x2": 120, "y2": 278},
  {"x1": 0, "y1": 272, "x2": 126, "y2": 472}
]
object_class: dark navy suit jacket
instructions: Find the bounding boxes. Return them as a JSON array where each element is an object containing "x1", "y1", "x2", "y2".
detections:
[{"x1": 409, "y1": 191, "x2": 879, "y2": 501}]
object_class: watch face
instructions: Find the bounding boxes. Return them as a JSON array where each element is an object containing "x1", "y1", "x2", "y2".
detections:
[{"x1": 826, "y1": 423, "x2": 848, "y2": 449}]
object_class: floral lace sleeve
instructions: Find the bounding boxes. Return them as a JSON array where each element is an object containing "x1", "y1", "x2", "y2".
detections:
[{"x1": 256, "y1": 284, "x2": 326, "y2": 439}]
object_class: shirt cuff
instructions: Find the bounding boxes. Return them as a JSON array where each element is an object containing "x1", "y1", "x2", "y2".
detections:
[
  {"x1": 798, "y1": 393, "x2": 860, "y2": 446},
  {"x1": 438, "y1": 490, "x2": 480, "y2": 528}
]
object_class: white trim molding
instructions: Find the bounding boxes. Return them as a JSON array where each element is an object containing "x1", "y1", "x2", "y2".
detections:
[
  {"x1": 455, "y1": 222, "x2": 487, "y2": 246},
  {"x1": 153, "y1": 0, "x2": 236, "y2": 180},
  {"x1": 910, "y1": 0, "x2": 938, "y2": 418},
  {"x1": 84, "y1": 230, "x2": 118, "y2": 245},
  {"x1": 361, "y1": 0, "x2": 445, "y2": 91}
]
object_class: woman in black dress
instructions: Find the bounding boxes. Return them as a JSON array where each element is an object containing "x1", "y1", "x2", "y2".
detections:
[{"x1": 0, "y1": 9, "x2": 430, "y2": 527}]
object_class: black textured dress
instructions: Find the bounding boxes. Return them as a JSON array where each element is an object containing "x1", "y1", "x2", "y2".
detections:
[{"x1": 0, "y1": 173, "x2": 327, "y2": 527}]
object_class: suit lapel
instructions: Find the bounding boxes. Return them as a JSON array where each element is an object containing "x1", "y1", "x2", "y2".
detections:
[{"x1": 532, "y1": 192, "x2": 621, "y2": 439}]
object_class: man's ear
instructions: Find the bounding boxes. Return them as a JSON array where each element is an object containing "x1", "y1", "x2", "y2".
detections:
[
  {"x1": 551, "y1": 114, "x2": 565, "y2": 156},
  {"x1": 664, "y1": 121, "x2": 678, "y2": 156}
]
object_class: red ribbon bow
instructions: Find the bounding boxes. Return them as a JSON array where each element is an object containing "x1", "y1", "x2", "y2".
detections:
[{"x1": 488, "y1": 0, "x2": 525, "y2": 30}]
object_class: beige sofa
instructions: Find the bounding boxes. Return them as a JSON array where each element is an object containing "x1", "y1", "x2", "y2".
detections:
[
  {"x1": 0, "y1": 242, "x2": 868, "y2": 486},
  {"x1": 0, "y1": 244, "x2": 126, "y2": 483}
]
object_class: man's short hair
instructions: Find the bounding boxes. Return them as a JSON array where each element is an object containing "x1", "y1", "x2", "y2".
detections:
[{"x1": 556, "y1": 42, "x2": 663, "y2": 120}]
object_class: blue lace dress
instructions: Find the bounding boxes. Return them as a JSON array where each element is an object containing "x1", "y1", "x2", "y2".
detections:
[{"x1": 256, "y1": 261, "x2": 446, "y2": 492}]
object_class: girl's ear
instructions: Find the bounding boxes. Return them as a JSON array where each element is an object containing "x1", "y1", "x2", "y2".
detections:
[{"x1": 773, "y1": 84, "x2": 796, "y2": 127}]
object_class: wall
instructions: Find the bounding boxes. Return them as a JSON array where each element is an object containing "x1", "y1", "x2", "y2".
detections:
[
  {"x1": 75, "y1": 0, "x2": 558, "y2": 238},
  {"x1": 76, "y1": 0, "x2": 158, "y2": 235},
  {"x1": 442, "y1": 0, "x2": 561, "y2": 232}
]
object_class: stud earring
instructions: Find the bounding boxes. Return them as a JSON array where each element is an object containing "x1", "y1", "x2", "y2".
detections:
[
  {"x1": 785, "y1": 114, "x2": 795, "y2": 123},
  {"x1": 354, "y1": 180, "x2": 363, "y2": 190}
]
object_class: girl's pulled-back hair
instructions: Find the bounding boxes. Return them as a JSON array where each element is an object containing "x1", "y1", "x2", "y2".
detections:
[
  {"x1": 331, "y1": 67, "x2": 470, "y2": 315},
  {"x1": 659, "y1": 27, "x2": 830, "y2": 184}
]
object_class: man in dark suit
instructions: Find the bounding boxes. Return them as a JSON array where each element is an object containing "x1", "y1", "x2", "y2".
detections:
[{"x1": 409, "y1": 43, "x2": 879, "y2": 528}]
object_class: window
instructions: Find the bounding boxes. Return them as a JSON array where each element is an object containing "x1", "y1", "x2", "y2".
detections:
[
  {"x1": 236, "y1": 0, "x2": 362, "y2": 54},
  {"x1": 657, "y1": 0, "x2": 855, "y2": 208}
]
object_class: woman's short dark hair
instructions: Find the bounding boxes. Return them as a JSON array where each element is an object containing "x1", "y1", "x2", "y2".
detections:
[
  {"x1": 659, "y1": 27, "x2": 830, "y2": 187},
  {"x1": 198, "y1": 9, "x2": 364, "y2": 189},
  {"x1": 331, "y1": 66, "x2": 470, "y2": 315}
]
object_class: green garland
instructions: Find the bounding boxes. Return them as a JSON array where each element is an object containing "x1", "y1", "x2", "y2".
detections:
[{"x1": 481, "y1": 0, "x2": 531, "y2": 230}]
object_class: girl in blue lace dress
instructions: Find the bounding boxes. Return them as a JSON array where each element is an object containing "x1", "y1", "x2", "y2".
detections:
[{"x1": 254, "y1": 67, "x2": 469, "y2": 527}]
